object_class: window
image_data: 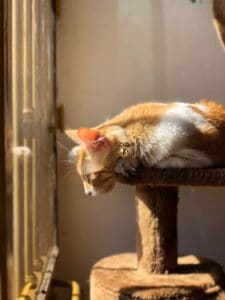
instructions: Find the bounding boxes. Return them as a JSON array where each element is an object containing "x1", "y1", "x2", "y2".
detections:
[{"x1": 1, "y1": 1, "x2": 58, "y2": 299}]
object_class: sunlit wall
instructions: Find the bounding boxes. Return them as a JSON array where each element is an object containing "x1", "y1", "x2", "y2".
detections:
[{"x1": 56, "y1": 1, "x2": 225, "y2": 299}]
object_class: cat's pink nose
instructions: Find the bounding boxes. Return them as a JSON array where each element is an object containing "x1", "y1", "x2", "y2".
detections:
[{"x1": 84, "y1": 185, "x2": 97, "y2": 196}]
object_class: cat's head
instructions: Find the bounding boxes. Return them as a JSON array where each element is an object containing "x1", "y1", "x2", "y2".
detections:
[{"x1": 65, "y1": 126, "x2": 127, "y2": 196}]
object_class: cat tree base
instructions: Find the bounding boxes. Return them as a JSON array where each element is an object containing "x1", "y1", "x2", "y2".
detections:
[
  {"x1": 90, "y1": 253, "x2": 225, "y2": 300},
  {"x1": 90, "y1": 170, "x2": 225, "y2": 300}
]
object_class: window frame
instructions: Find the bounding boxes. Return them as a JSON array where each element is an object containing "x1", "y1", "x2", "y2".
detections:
[{"x1": 1, "y1": 1, "x2": 59, "y2": 299}]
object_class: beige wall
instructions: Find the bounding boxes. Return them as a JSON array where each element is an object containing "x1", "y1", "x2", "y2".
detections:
[{"x1": 56, "y1": 0, "x2": 225, "y2": 298}]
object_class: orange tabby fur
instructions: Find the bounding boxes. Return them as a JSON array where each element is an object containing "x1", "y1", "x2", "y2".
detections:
[{"x1": 66, "y1": 100, "x2": 225, "y2": 196}]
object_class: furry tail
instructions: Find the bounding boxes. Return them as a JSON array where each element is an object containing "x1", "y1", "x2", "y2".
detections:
[{"x1": 213, "y1": 0, "x2": 225, "y2": 50}]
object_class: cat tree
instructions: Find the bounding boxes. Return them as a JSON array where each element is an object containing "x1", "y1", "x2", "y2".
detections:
[{"x1": 90, "y1": 168, "x2": 225, "y2": 300}]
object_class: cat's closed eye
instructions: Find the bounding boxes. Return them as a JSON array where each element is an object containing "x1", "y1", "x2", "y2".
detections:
[
  {"x1": 83, "y1": 171, "x2": 114, "y2": 185},
  {"x1": 89, "y1": 173, "x2": 98, "y2": 182},
  {"x1": 82, "y1": 172, "x2": 98, "y2": 183}
]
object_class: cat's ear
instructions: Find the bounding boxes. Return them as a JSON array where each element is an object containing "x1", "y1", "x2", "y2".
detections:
[
  {"x1": 65, "y1": 129, "x2": 80, "y2": 144},
  {"x1": 65, "y1": 128, "x2": 100, "y2": 144},
  {"x1": 67, "y1": 127, "x2": 110, "y2": 155},
  {"x1": 77, "y1": 128, "x2": 101, "y2": 143}
]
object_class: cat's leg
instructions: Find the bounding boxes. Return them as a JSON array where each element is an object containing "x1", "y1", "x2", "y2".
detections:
[
  {"x1": 114, "y1": 157, "x2": 137, "y2": 176},
  {"x1": 156, "y1": 149, "x2": 213, "y2": 168},
  {"x1": 115, "y1": 141, "x2": 140, "y2": 176}
]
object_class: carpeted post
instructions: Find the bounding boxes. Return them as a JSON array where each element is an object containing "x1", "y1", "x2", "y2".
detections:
[{"x1": 136, "y1": 186, "x2": 178, "y2": 273}]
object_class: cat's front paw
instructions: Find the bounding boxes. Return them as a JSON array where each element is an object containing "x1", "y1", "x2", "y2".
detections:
[{"x1": 114, "y1": 158, "x2": 136, "y2": 177}]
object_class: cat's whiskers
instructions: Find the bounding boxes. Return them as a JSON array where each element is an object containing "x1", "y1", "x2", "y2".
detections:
[
  {"x1": 64, "y1": 166, "x2": 74, "y2": 173},
  {"x1": 57, "y1": 140, "x2": 70, "y2": 153},
  {"x1": 60, "y1": 159, "x2": 75, "y2": 165},
  {"x1": 63, "y1": 168, "x2": 77, "y2": 181}
]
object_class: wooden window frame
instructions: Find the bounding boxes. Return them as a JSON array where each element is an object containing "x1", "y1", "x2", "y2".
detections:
[
  {"x1": 0, "y1": 1, "x2": 59, "y2": 299},
  {"x1": 0, "y1": 0, "x2": 7, "y2": 299}
]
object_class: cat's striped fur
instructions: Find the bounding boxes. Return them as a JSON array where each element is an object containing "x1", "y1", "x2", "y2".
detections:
[{"x1": 66, "y1": 100, "x2": 225, "y2": 196}]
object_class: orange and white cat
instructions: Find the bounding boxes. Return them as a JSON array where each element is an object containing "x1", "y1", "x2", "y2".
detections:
[{"x1": 66, "y1": 100, "x2": 225, "y2": 196}]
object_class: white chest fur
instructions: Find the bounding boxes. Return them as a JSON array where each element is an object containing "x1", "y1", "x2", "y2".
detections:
[
  {"x1": 141, "y1": 103, "x2": 214, "y2": 168},
  {"x1": 114, "y1": 103, "x2": 214, "y2": 175}
]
